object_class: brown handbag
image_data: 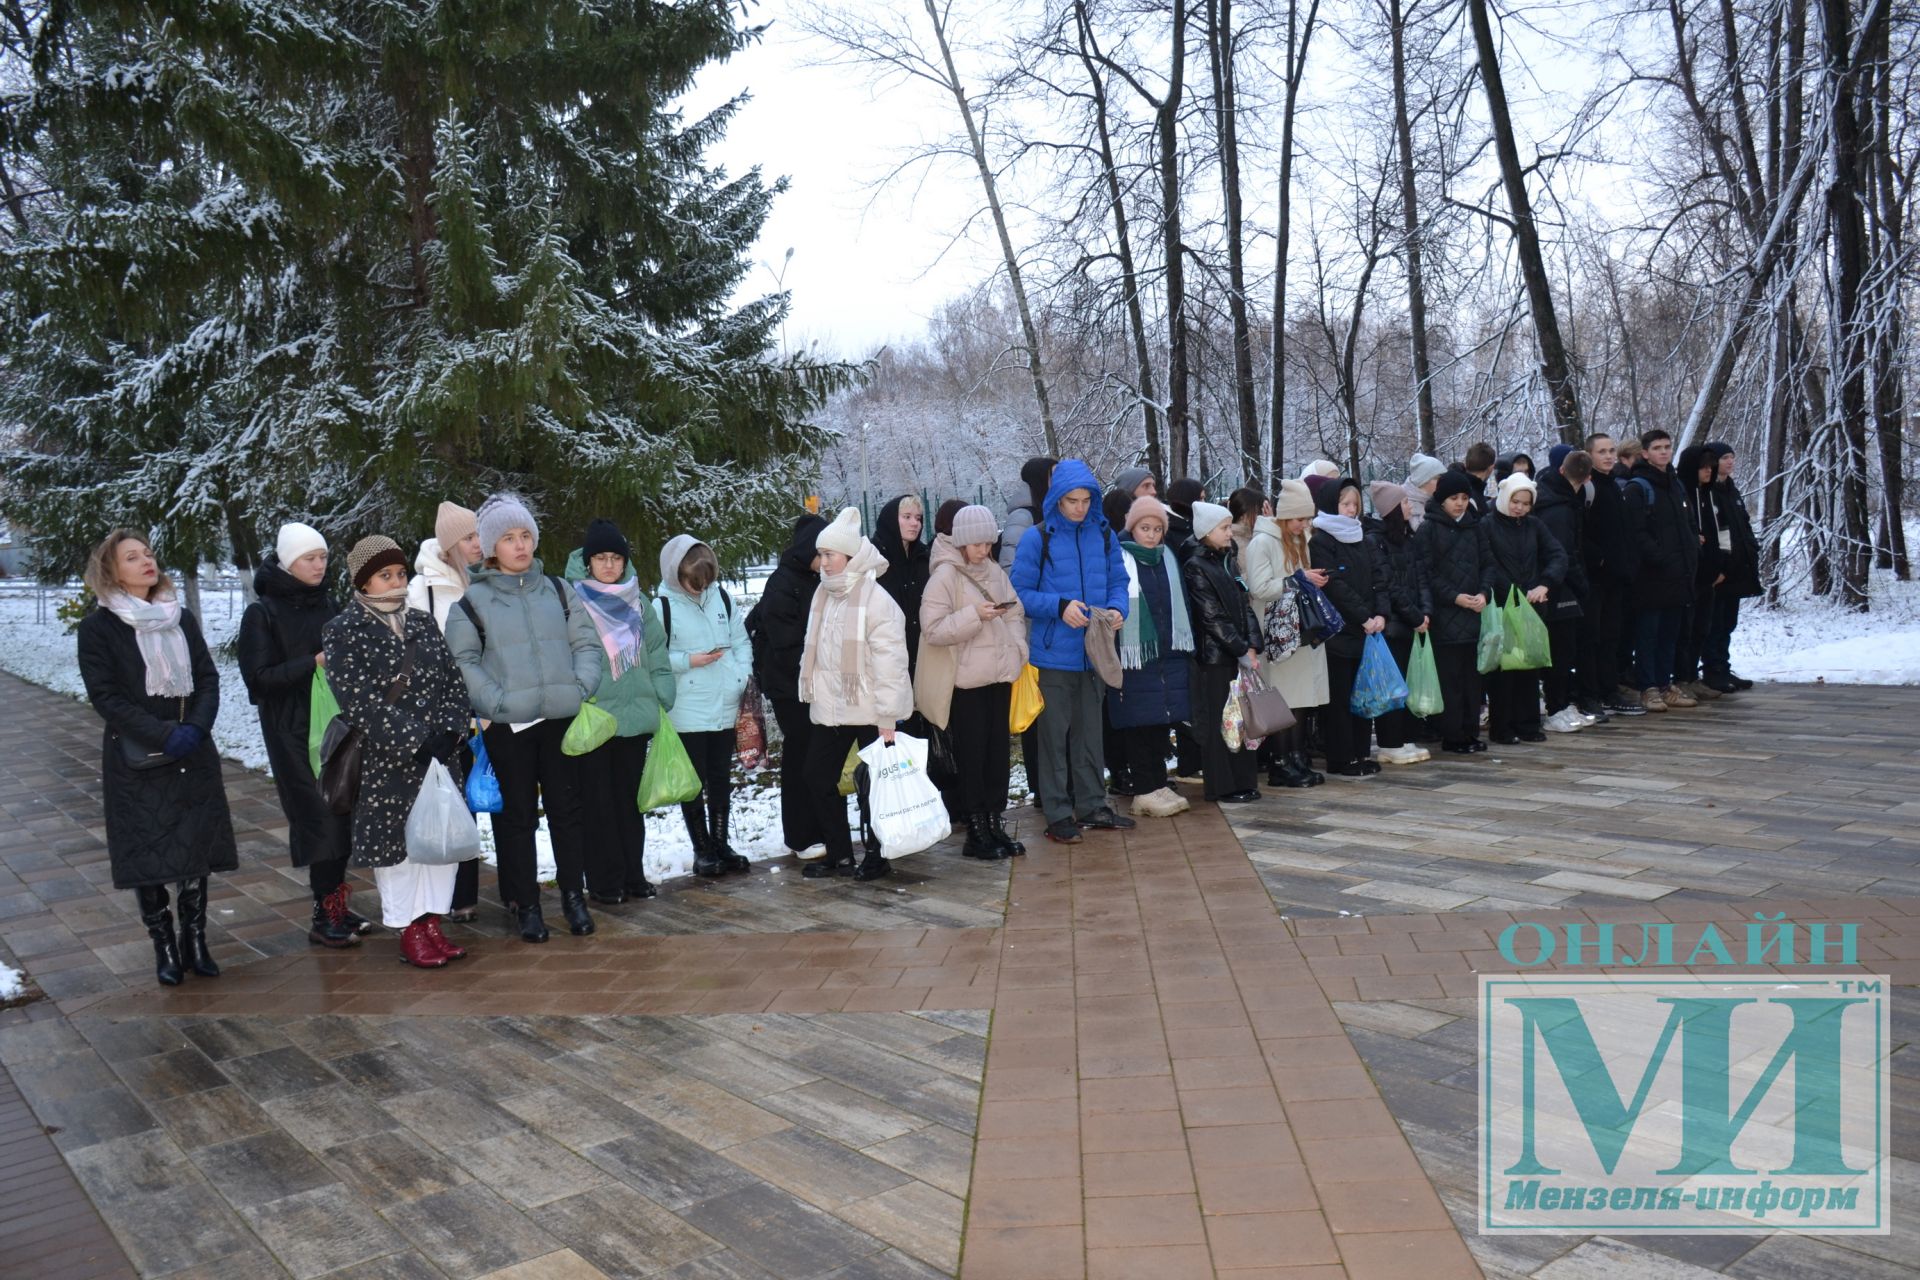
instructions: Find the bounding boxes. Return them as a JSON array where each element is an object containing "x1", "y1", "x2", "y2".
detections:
[
  {"x1": 1239, "y1": 666, "x2": 1297, "y2": 738},
  {"x1": 319, "y1": 640, "x2": 415, "y2": 816}
]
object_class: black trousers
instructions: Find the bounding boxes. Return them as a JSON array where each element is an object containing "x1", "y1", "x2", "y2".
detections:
[
  {"x1": 1113, "y1": 724, "x2": 1171, "y2": 794},
  {"x1": 678, "y1": 729, "x2": 735, "y2": 844},
  {"x1": 483, "y1": 718, "x2": 588, "y2": 907},
  {"x1": 770, "y1": 697, "x2": 822, "y2": 853},
  {"x1": 1375, "y1": 633, "x2": 1416, "y2": 749},
  {"x1": 948, "y1": 684, "x2": 1013, "y2": 815},
  {"x1": 452, "y1": 734, "x2": 480, "y2": 909},
  {"x1": 1543, "y1": 619, "x2": 1581, "y2": 715},
  {"x1": 1703, "y1": 593, "x2": 1740, "y2": 678},
  {"x1": 578, "y1": 733, "x2": 652, "y2": 894},
  {"x1": 307, "y1": 857, "x2": 346, "y2": 899},
  {"x1": 1488, "y1": 668, "x2": 1542, "y2": 738},
  {"x1": 1193, "y1": 661, "x2": 1258, "y2": 799},
  {"x1": 1674, "y1": 583, "x2": 1715, "y2": 683},
  {"x1": 1432, "y1": 642, "x2": 1482, "y2": 745},
  {"x1": 803, "y1": 724, "x2": 878, "y2": 865},
  {"x1": 1580, "y1": 579, "x2": 1625, "y2": 700},
  {"x1": 1322, "y1": 650, "x2": 1367, "y2": 769}
]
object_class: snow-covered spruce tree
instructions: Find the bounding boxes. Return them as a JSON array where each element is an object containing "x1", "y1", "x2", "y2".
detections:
[{"x1": 0, "y1": 0, "x2": 850, "y2": 579}]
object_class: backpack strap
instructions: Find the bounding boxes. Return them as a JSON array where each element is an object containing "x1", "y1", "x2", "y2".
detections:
[
  {"x1": 547, "y1": 574, "x2": 570, "y2": 618},
  {"x1": 425, "y1": 584, "x2": 436, "y2": 620},
  {"x1": 659, "y1": 595, "x2": 672, "y2": 642},
  {"x1": 457, "y1": 597, "x2": 485, "y2": 646}
]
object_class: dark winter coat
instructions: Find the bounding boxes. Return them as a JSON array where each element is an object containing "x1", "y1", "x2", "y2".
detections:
[
  {"x1": 745, "y1": 515, "x2": 827, "y2": 702},
  {"x1": 1165, "y1": 511, "x2": 1197, "y2": 566},
  {"x1": 1626, "y1": 458, "x2": 1701, "y2": 610},
  {"x1": 1362, "y1": 514, "x2": 1431, "y2": 641},
  {"x1": 1309, "y1": 528, "x2": 1392, "y2": 660},
  {"x1": 77, "y1": 607, "x2": 239, "y2": 890},
  {"x1": 1704, "y1": 444, "x2": 1762, "y2": 598},
  {"x1": 237, "y1": 558, "x2": 349, "y2": 868},
  {"x1": 1181, "y1": 542, "x2": 1262, "y2": 667},
  {"x1": 1532, "y1": 470, "x2": 1590, "y2": 618},
  {"x1": 1677, "y1": 445, "x2": 1728, "y2": 590},
  {"x1": 1495, "y1": 452, "x2": 1535, "y2": 486},
  {"x1": 1479, "y1": 511, "x2": 1569, "y2": 609},
  {"x1": 874, "y1": 496, "x2": 932, "y2": 671},
  {"x1": 321, "y1": 605, "x2": 472, "y2": 869},
  {"x1": 1415, "y1": 500, "x2": 1487, "y2": 648},
  {"x1": 1108, "y1": 549, "x2": 1192, "y2": 729},
  {"x1": 1585, "y1": 463, "x2": 1640, "y2": 586},
  {"x1": 1010, "y1": 459, "x2": 1131, "y2": 672}
]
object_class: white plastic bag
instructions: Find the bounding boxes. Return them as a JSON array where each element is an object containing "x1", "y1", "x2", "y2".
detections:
[
  {"x1": 857, "y1": 732, "x2": 951, "y2": 860},
  {"x1": 405, "y1": 760, "x2": 482, "y2": 866}
]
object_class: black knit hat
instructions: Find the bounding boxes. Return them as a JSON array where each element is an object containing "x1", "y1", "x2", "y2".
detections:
[
  {"x1": 1432, "y1": 470, "x2": 1477, "y2": 504},
  {"x1": 581, "y1": 518, "x2": 631, "y2": 563}
]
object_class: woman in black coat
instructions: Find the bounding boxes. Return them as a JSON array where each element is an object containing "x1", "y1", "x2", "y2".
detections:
[
  {"x1": 1181, "y1": 503, "x2": 1262, "y2": 802},
  {"x1": 1309, "y1": 478, "x2": 1392, "y2": 776},
  {"x1": 873, "y1": 495, "x2": 932, "y2": 673},
  {"x1": 1364, "y1": 483, "x2": 1433, "y2": 763},
  {"x1": 744, "y1": 513, "x2": 827, "y2": 858},
  {"x1": 238, "y1": 525, "x2": 363, "y2": 950},
  {"x1": 76, "y1": 530, "x2": 239, "y2": 987},
  {"x1": 321, "y1": 537, "x2": 473, "y2": 970},
  {"x1": 1414, "y1": 473, "x2": 1489, "y2": 751},
  {"x1": 1479, "y1": 475, "x2": 1569, "y2": 743}
]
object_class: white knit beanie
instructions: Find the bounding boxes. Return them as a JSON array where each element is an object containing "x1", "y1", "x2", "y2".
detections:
[
  {"x1": 1495, "y1": 472, "x2": 1538, "y2": 517},
  {"x1": 476, "y1": 493, "x2": 539, "y2": 558},
  {"x1": 815, "y1": 506, "x2": 863, "y2": 557},
  {"x1": 275, "y1": 522, "x2": 327, "y2": 567},
  {"x1": 1300, "y1": 460, "x2": 1340, "y2": 481},
  {"x1": 1191, "y1": 501, "x2": 1232, "y2": 541}
]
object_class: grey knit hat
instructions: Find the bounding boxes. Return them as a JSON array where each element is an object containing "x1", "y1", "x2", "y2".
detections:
[
  {"x1": 345, "y1": 535, "x2": 407, "y2": 590},
  {"x1": 950, "y1": 505, "x2": 999, "y2": 547},
  {"x1": 1405, "y1": 453, "x2": 1447, "y2": 489},
  {"x1": 476, "y1": 493, "x2": 538, "y2": 559}
]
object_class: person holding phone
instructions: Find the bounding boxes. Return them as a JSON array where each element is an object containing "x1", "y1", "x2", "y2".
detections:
[
  {"x1": 657, "y1": 532, "x2": 753, "y2": 877},
  {"x1": 915, "y1": 505, "x2": 1028, "y2": 860}
]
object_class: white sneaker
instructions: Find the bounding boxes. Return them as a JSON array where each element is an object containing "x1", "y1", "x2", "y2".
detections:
[
  {"x1": 1377, "y1": 744, "x2": 1422, "y2": 765},
  {"x1": 1575, "y1": 710, "x2": 1602, "y2": 727},
  {"x1": 1543, "y1": 709, "x2": 1584, "y2": 733},
  {"x1": 1131, "y1": 787, "x2": 1190, "y2": 818},
  {"x1": 792, "y1": 844, "x2": 828, "y2": 861}
]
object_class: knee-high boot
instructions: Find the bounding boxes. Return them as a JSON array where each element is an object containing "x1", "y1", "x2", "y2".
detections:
[
  {"x1": 136, "y1": 886, "x2": 183, "y2": 987},
  {"x1": 175, "y1": 878, "x2": 220, "y2": 977},
  {"x1": 684, "y1": 801, "x2": 722, "y2": 878},
  {"x1": 711, "y1": 791, "x2": 749, "y2": 874}
]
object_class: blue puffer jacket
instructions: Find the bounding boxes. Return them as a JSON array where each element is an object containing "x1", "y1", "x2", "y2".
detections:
[
  {"x1": 1010, "y1": 459, "x2": 1130, "y2": 672},
  {"x1": 657, "y1": 534, "x2": 752, "y2": 732},
  {"x1": 1108, "y1": 550, "x2": 1191, "y2": 729},
  {"x1": 444, "y1": 559, "x2": 602, "y2": 723}
]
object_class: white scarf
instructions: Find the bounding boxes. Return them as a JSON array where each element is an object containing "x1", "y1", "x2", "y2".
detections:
[
  {"x1": 1312, "y1": 513, "x2": 1364, "y2": 545},
  {"x1": 103, "y1": 589, "x2": 194, "y2": 697}
]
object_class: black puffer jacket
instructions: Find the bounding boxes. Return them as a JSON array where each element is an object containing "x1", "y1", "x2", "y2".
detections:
[
  {"x1": 1677, "y1": 445, "x2": 1727, "y2": 590},
  {"x1": 873, "y1": 496, "x2": 932, "y2": 670},
  {"x1": 745, "y1": 515, "x2": 826, "y2": 702},
  {"x1": 237, "y1": 557, "x2": 349, "y2": 868},
  {"x1": 1626, "y1": 458, "x2": 1701, "y2": 609},
  {"x1": 1479, "y1": 510, "x2": 1569, "y2": 606},
  {"x1": 1532, "y1": 470, "x2": 1590, "y2": 618},
  {"x1": 1309, "y1": 528, "x2": 1391, "y2": 659},
  {"x1": 1585, "y1": 463, "x2": 1640, "y2": 586},
  {"x1": 1415, "y1": 500, "x2": 1486, "y2": 647},
  {"x1": 77, "y1": 606, "x2": 240, "y2": 890},
  {"x1": 1705, "y1": 444, "x2": 1762, "y2": 598},
  {"x1": 1181, "y1": 543, "x2": 1263, "y2": 666},
  {"x1": 1363, "y1": 514, "x2": 1431, "y2": 641}
]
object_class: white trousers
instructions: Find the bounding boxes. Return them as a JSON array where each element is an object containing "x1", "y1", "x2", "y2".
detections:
[{"x1": 372, "y1": 860, "x2": 457, "y2": 928}]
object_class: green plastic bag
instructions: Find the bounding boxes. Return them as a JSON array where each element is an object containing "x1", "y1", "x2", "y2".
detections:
[
  {"x1": 1500, "y1": 587, "x2": 1553, "y2": 671},
  {"x1": 307, "y1": 669, "x2": 341, "y2": 778},
  {"x1": 636, "y1": 715, "x2": 703, "y2": 810},
  {"x1": 1406, "y1": 632, "x2": 1445, "y2": 718},
  {"x1": 837, "y1": 742, "x2": 861, "y2": 797},
  {"x1": 1475, "y1": 600, "x2": 1506, "y2": 675},
  {"x1": 562, "y1": 699, "x2": 617, "y2": 756}
]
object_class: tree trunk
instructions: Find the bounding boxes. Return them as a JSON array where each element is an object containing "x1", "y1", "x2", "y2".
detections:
[
  {"x1": 1266, "y1": 0, "x2": 1320, "y2": 492},
  {"x1": 923, "y1": 0, "x2": 1060, "y2": 456},
  {"x1": 1159, "y1": 0, "x2": 1191, "y2": 477},
  {"x1": 1466, "y1": 0, "x2": 1584, "y2": 444},
  {"x1": 1387, "y1": 0, "x2": 1436, "y2": 454},
  {"x1": 1867, "y1": 18, "x2": 1908, "y2": 580},
  {"x1": 1820, "y1": 0, "x2": 1874, "y2": 609},
  {"x1": 1074, "y1": 1, "x2": 1163, "y2": 476},
  {"x1": 1207, "y1": 0, "x2": 1260, "y2": 482}
]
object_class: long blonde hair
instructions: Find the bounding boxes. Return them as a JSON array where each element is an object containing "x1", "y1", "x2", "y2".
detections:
[
  {"x1": 1278, "y1": 519, "x2": 1311, "y2": 574},
  {"x1": 83, "y1": 529, "x2": 172, "y2": 602}
]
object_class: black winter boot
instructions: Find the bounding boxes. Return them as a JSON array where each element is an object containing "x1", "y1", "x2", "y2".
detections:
[
  {"x1": 962, "y1": 813, "x2": 1002, "y2": 860},
  {"x1": 175, "y1": 878, "x2": 220, "y2": 977},
  {"x1": 308, "y1": 884, "x2": 361, "y2": 949},
  {"x1": 1288, "y1": 751, "x2": 1326, "y2": 787},
  {"x1": 512, "y1": 900, "x2": 550, "y2": 943},
  {"x1": 685, "y1": 802, "x2": 723, "y2": 878},
  {"x1": 560, "y1": 890, "x2": 595, "y2": 936},
  {"x1": 711, "y1": 795, "x2": 749, "y2": 874},
  {"x1": 987, "y1": 813, "x2": 1026, "y2": 857},
  {"x1": 136, "y1": 886, "x2": 183, "y2": 987}
]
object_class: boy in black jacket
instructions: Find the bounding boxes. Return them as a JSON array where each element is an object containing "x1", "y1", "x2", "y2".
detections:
[{"x1": 1478, "y1": 473, "x2": 1568, "y2": 744}]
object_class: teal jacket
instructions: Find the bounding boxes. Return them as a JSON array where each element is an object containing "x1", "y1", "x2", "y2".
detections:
[
  {"x1": 562, "y1": 549, "x2": 676, "y2": 737},
  {"x1": 443, "y1": 558, "x2": 602, "y2": 723},
  {"x1": 657, "y1": 534, "x2": 752, "y2": 732}
]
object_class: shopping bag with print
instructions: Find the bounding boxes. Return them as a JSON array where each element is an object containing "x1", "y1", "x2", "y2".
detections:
[
  {"x1": 1221, "y1": 677, "x2": 1249, "y2": 752},
  {"x1": 1009, "y1": 663, "x2": 1045, "y2": 733},
  {"x1": 561, "y1": 699, "x2": 618, "y2": 756},
  {"x1": 1476, "y1": 599, "x2": 1506, "y2": 675},
  {"x1": 858, "y1": 733, "x2": 950, "y2": 859},
  {"x1": 735, "y1": 677, "x2": 768, "y2": 769},
  {"x1": 1406, "y1": 632, "x2": 1445, "y2": 718},
  {"x1": 1350, "y1": 632, "x2": 1410, "y2": 719},
  {"x1": 464, "y1": 731, "x2": 502, "y2": 814},
  {"x1": 307, "y1": 669, "x2": 341, "y2": 778},
  {"x1": 406, "y1": 760, "x2": 483, "y2": 866},
  {"x1": 636, "y1": 715, "x2": 703, "y2": 810}
]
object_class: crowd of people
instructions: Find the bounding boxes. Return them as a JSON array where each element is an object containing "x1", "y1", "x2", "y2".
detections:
[{"x1": 74, "y1": 428, "x2": 1763, "y2": 984}]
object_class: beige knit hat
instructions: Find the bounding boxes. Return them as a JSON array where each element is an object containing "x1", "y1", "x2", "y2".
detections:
[
  {"x1": 435, "y1": 502, "x2": 477, "y2": 550},
  {"x1": 345, "y1": 535, "x2": 408, "y2": 590}
]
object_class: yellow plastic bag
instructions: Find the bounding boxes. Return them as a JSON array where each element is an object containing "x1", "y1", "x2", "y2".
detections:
[
  {"x1": 1009, "y1": 663, "x2": 1045, "y2": 733},
  {"x1": 837, "y1": 742, "x2": 861, "y2": 797}
]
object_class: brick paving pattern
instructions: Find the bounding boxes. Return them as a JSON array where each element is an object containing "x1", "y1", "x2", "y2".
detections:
[{"x1": 2, "y1": 668, "x2": 1917, "y2": 1276}]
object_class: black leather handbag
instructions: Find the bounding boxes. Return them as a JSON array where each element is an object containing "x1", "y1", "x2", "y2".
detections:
[{"x1": 118, "y1": 697, "x2": 187, "y2": 771}]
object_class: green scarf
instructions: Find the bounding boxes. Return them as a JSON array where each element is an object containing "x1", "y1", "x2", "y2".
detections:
[{"x1": 1120, "y1": 541, "x2": 1175, "y2": 668}]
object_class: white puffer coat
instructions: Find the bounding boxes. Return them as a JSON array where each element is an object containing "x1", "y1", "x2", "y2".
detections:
[
  {"x1": 801, "y1": 541, "x2": 912, "y2": 730},
  {"x1": 406, "y1": 539, "x2": 467, "y2": 632}
]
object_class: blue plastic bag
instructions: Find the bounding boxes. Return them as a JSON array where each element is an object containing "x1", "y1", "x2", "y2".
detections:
[
  {"x1": 1291, "y1": 570, "x2": 1344, "y2": 646},
  {"x1": 1350, "y1": 632, "x2": 1410, "y2": 719},
  {"x1": 464, "y1": 731, "x2": 503, "y2": 814}
]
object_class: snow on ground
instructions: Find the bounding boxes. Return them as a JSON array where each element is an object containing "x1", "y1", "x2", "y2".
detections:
[
  {"x1": 0, "y1": 962, "x2": 24, "y2": 1002},
  {"x1": 1728, "y1": 557, "x2": 1920, "y2": 685}
]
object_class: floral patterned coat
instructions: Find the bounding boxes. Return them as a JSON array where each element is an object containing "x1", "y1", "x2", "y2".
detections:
[{"x1": 320, "y1": 604, "x2": 470, "y2": 869}]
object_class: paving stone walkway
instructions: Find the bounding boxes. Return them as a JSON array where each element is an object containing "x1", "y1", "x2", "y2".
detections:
[{"x1": 2, "y1": 669, "x2": 1917, "y2": 1277}]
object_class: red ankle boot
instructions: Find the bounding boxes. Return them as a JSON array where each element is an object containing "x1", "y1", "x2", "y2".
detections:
[
  {"x1": 397, "y1": 921, "x2": 449, "y2": 969},
  {"x1": 419, "y1": 915, "x2": 466, "y2": 961}
]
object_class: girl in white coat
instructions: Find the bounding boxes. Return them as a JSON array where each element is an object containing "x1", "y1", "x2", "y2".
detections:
[
  {"x1": 1243, "y1": 479, "x2": 1331, "y2": 788},
  {"x1": 799, "y1": 508, "x2": 911, "y2": 883}
]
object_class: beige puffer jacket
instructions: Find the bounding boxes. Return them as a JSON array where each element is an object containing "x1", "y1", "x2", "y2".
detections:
[
  {"x1": 1243, "y1": 516, "x2": 1296, "y2": 625},
  {"x1": 801, "y1": 541, "x2": 913, "y2": 729},
  {"x1": 915, "y1": 535, "x2": 1029, "y2": 729}
]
